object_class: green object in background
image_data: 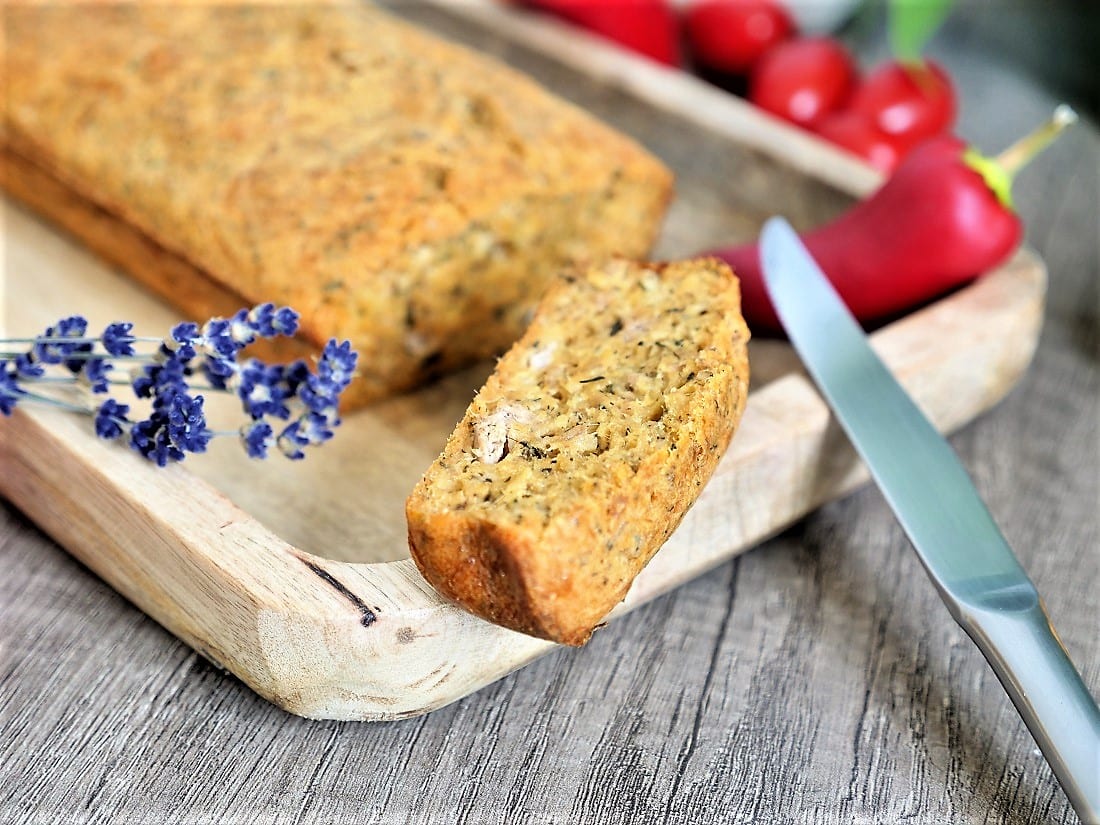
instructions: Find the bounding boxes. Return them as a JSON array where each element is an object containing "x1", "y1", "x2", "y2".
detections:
[{"x1": 889, "y1": 0, "x2": 953, "y2": 62}]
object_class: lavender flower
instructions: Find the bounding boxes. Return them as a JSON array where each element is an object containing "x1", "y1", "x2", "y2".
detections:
[
  {"x1": 301, "y1": 410, "x2": 337, "y2": 444},
  {"x1": 240, "y1": 420, "x2": 275, "y2": 459},
  {"x1": 301, "y1": 340, "x2": 357, "y2": 413},
  {"x1": 14, "y1": 352, "x2": 45, "y2": 379},
  {"x1": 166, "y1": 322, "x2": 201, "y2": 362},
  {"x1": 132, "y1": 356, "x2": 188, "y2": 406},
  {"x1": 36, "y1": 316, "x2": 88, "y2": 365},
  {"x1": 130, "y1": 415, "x2": 185, "y2": 467},
  {"x1": 201, "y1": 351, "x2": 238, "y2": 390},
  {"x1": 94, "y1": 398, "x2": 130, "y2": 440},
  {"x1": 249, "y1": 303, "x2": 300, "y2": 338},
  {"x1": 197, "y1": 304, "x2": 304, "y2": 392},
  {"x1": 200, "y1": 318, "x2": 237, "y2": 359},
  {"x1": 63, "y1": 340, "x2": 95, "y2": 375},
  {"x1": 238, "y1": 359, "x2": 290, "y2": 420},
  {"x1": 0, "y1": 361, "x2": 23, "y2": 416},
  {"x1": 1, "y1": 307, "x2": 357, "y2": 466},
  {"x1": 166, "y1": 393, "x2": 211, "y2": 454},
  {"x1": 277, "y1": 411, "x2": 336, "y2": 460},
  {"x1": 101, "y1": 322, "x2": 136, "y2": 357},
  {"x1": 227, "y1": 309, "x2": 257, "y2": 349},
  {"x1": 80, "y1": 358, "x2": 112, "y2": 393},
  {"x1": 282, "y1": 360, "x2": 312, "y2": 397},
  {"x1": 319, "y1": 339, "x2": 357, "y2": 388}
]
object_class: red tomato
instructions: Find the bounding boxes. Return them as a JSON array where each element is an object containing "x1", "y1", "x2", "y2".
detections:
[
  {"x1": 849, "y1": 60, "x2": 956, "y2": 143},
  {"x1": 814, "y1": 111, "x2": 907, "y2": 173},
  {"x1": 685, "y1": 0, "x2": 795, "y2": 75},
  {"x1": 520, "y1": 0, "x2": 681, "y2": 66},
  {"x1": 749, "y1": 37, "x2": 857, "y2": 128}
]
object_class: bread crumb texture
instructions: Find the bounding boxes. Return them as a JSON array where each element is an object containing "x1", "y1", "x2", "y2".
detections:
[
  {"x1": 2, "y1": 2, "x2": 672, "y2": 406},
  {"x1": 407, "y1": 258, "x2": 750, "y2": 645}
]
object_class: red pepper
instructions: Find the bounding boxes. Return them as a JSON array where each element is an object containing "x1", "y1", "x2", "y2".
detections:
[
  {"x1": 813, "y1": 110, "x2": 908, "y2": 174},
  {"x1": 684, "y1": 0, "x2": 795, "y2": 76},
  {"x1": 516, "y1": 0, "x2": 681, "y2": 66},
  {"x1": 848, "y1": 60, "x2": 956, "y2": 147},
  {"x1": 706, "y1": 108, "x2": 1077, "y2": 334},
  {"x1": 748, "y1": 37, "x2": 857, "y2": 130}
]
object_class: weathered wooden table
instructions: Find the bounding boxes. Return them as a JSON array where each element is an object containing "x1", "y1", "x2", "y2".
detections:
[{"x1": 2, "y1": 5, "x2": 1096, "y2": 824}]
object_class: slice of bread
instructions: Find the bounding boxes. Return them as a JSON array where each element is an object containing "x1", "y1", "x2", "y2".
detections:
[{"x1": 406, "y1": 258, "x2": 750, "y2": 645}]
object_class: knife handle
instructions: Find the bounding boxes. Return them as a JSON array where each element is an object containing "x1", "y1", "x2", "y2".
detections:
[{"x1": 960, "y1": 597, "x2": 1100, "y2": 822}]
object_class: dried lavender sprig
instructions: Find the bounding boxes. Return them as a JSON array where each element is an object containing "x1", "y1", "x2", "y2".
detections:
[{"x1": 1, "y1": 305, "x2": 355, "y2": 466}]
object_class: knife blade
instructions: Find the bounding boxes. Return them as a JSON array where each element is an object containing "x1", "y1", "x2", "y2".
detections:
[{"x1": 758, "y1": 216, "x2": 1100, "y2": 821}]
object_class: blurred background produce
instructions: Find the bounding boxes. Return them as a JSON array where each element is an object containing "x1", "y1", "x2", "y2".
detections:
[{"x1": 513, "y1": 0, "x2": 1099, "y2": 164}]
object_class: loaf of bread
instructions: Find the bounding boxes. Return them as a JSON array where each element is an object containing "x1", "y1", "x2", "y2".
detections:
[
  {"x1": 1, "y1": 3, "x2": 672, "y2": 407},
  {"x1": 406, "y1": 258, "x2": 750, "y2": 645}
]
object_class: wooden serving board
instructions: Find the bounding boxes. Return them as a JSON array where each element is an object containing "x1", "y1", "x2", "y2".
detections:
[{"x1": 0, "y1": 3, "x2": 1045, "y2": 721}]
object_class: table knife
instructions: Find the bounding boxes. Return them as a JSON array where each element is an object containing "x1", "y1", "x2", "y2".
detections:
[{"x1": 758, "y1": 216, "x2": 1100, "y2": 821}]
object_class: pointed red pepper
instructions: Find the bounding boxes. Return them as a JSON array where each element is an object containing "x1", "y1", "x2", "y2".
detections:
[{"x1": 707, "y1": 106, "x2": 1077, "y2": 334}]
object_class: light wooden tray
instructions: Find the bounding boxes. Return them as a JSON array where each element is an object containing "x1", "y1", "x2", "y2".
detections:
[{"x1": 0, "y1": 4, "x2": 1045, "y2": 721}]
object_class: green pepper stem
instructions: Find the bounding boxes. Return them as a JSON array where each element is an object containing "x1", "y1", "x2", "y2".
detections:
[
  {"x1": 996, "y1": 105, "x2": 1078, "y2": 178},
  {"x1": 964, "y1": 105, "x2": 1078, "y2": 211}
]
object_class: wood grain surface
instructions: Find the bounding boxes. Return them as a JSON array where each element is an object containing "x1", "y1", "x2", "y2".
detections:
[
  {"x1": 0, "y1": 198, "x2": 1045, "y2": 722},
  {"x1": 2, "y1": 4, "x2": 1097, "y2": 824}
]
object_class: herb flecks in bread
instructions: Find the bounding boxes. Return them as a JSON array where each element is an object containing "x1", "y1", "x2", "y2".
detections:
[{"x1": 406, "y1": 258, "x2": 750, "y2": 645}]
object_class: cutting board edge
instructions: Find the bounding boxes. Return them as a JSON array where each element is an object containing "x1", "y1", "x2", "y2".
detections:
[{"x1": 0, "y1": 247, "x2": 1046, "y2": 721}]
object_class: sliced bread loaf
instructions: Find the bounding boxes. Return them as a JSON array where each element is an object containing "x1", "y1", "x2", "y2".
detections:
[{"x1": 406, "y1": 258, "x2": 750, "y2": 645}]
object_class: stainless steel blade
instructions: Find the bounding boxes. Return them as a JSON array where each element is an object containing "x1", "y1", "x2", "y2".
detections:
[{"x1": 759, "y1": 216, "x2": 1099, "y2": 821}]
